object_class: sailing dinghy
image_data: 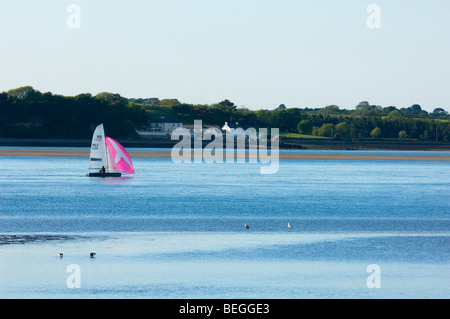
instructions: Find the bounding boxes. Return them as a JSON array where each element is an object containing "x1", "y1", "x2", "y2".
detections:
[{"x1": 87, "y1": 124, "x2": 135, "y2": 177}]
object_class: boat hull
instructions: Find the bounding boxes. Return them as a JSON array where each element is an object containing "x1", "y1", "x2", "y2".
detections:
[{"x1": 87, "y1": 172, "x2": 122, "y2": 178}]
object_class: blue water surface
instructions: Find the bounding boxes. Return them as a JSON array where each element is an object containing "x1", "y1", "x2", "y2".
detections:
[{"x1": 0, "y1": 151, "x2": 449, "y2": 298}]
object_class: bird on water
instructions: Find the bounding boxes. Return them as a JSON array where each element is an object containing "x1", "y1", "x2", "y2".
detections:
[{"x1": 244, "y1": 224, "x2": 249, "y2": 230}]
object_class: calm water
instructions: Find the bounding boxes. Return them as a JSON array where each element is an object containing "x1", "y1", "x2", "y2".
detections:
[{"x1": 0, "y1": 151, "x2": 449, "y2": 298}]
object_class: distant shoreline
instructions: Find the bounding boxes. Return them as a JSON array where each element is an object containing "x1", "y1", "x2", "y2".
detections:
[
  {"x1": 1, "y1": 137, "x2": 450, "y2": 152},
  {"x1": 1, "y1": 149, "x2": 449, "y2": 161}
]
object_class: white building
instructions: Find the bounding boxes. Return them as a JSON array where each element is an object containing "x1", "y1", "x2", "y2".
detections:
[
  {"x1": 222, "y1": 122, "x2": 245, "y2": 135},
  {"x1": 135, "y1": 116, "x2": 183, "y2": 138},
  {"x1": 221, "y1": 122, "x2": 258, "y2": 141}
]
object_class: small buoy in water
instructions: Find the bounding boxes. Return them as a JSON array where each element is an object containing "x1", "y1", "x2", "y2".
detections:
[
  {"x1": 288, "y1": 222, "x2": 293, "y2": 229},
  {"x1": 244, "y1": 224, "x2": 249, "y2": 230},
  {"x1": 58, "y1": 253, "x2": 63, "y2": 258},
  {"x1": 89, "y1": 252, "x2": 96, "y2": 258}
]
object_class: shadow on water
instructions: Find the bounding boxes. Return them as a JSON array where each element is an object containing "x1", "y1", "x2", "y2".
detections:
[{"x1": 86, "y1": 176, "x2": 135, "y2": 184}]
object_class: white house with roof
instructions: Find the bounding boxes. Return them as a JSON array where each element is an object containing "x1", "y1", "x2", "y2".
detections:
[
  {"x1": 222, "y1": 122, "x2": 245, "y2": 135},
  {"x1": 135, "y1": 116, "x2": 183, "y2": 138},
  {"x1": 222, "y1": 122, "x2": 258, "y2": 141}
]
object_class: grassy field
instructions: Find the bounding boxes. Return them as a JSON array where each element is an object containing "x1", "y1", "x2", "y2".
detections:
[
  {"x1": 141, "y1": 104, "x2": 177, "y2": 119},
  {"x1": 279, "y1": 132, "x2": 327, "y2": 139}
]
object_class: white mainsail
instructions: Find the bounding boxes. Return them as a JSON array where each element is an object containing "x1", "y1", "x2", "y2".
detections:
[{"x1": 89, "y1": 124, "x2": 107, "y2": 169}]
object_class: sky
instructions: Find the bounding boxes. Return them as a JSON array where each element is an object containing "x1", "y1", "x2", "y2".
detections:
[{"x1": 1, "y1": 0, "x2": 449, "y2": 112}]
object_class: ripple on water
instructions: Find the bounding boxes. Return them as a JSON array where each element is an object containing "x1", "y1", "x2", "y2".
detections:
[{"x1": 0, "y1": 234, "x2": 84, "y2": 246}]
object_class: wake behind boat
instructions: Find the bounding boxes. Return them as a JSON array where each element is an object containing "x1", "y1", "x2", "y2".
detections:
[{"x1": 87, "y1": 124, "x2": 135, "y2": 177}]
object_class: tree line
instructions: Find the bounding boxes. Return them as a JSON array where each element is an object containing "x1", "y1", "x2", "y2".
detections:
[
  {"x1": 0, "y1": 86, "x2": 146, "y2": 139},
  {"x1": 166, "y1": 99, "x2": 450, "y2": 141},
  {"x1": 1, "y1": 86, "x2": 449, "y2": 141}
]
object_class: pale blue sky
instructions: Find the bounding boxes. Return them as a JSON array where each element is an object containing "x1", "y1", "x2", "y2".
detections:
[{"x1": 1, "y1": 0, "x2": 449, "y2": 111}]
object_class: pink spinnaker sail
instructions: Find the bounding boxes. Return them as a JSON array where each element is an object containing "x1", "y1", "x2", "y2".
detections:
[{"x1": 105, "y1": 136, "x2": 135, "y2": 174}]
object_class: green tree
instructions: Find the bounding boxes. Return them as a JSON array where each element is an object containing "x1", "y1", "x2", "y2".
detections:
[
  {"x1": 334, "y1": 122, "x2": 350, "y2": 138},
  {"x1": 159, "y1": 99, "x2": 181, "y2": 108},
  {"x1": 297, "y1": 119, "x2": 313, "y2": 135},
  {"x1": 218, "y1": 99, "x2": 236, "y2": 110},
  {"x1": 432, "y1": 108, "x2": 448, "y2": 117},
  {"x1": 171, "y1": 103, "x2": 192, "y2": 117},
  {"x1": 420, "y1": 130, "x2": 431, "y2": 140},
  {"x1": 356, "y1": 101, "x2": 370, "y2": 110},
  {"x1": 442, "y1": 124, "x2": 450, "y2": 141},
  {"x1": 94, "y1": 92, "x2": 128, "y2": 105},
  {"x1": 398, "y1": 130, "x2": 407, "y2": 139},
  {"x1": 318, "y1": 105, "x2": 340, "y2": 115},
  {"x1": 312, "y1": 126, "x2": 320, "y2": 136},
  {"x1": 255, "y1": 109, "x2": 271, "y2": 127},
  {"x1": 318, "y1": 123, "x2": 334, "y2": 137},
  {"x1": 388, "y1": 110, "x2": 402, "y2": 118},
  {"x1": 370, "y1": 127, "x2": 382, "y2": 138},
  {"x1": 7, "y1": 86, "x2": 35, "y2": 100}
]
